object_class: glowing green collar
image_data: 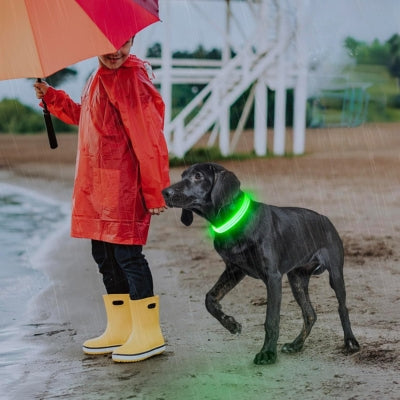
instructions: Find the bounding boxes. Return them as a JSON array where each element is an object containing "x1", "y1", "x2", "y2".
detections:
[{"x1": 210, "y1": 193, "x2": 251, "y2": 234}]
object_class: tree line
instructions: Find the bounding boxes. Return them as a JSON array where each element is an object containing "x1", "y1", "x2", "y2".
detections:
[
  {"x1": 344, "y1": 33, "x2": 400, "y2": 81},
  {"x1": 1, "y1": 35, "x2": 399, "y2": 134}
]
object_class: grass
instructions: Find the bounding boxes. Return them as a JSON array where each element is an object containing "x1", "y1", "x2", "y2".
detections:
[
  {"x1": 169, "y1": 147, "x2": 256, "y2": 167},
  {"x1": 168, "y1": 146, "x2": 299, "y2": 167}
]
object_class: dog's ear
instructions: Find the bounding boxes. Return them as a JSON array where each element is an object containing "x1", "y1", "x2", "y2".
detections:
[
  {"x1": 210, "y1": 169, "x2": 241, "y2": 210},
  {"x1": 181, "y1": 209, "x2": 193, "y2": 226}
]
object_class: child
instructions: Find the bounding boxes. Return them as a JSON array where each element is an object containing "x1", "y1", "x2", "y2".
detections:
[{"x1": 34, "y1": 38, "x2": 170, "y2": 362}]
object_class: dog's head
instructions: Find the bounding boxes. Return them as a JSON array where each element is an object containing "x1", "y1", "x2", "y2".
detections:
[{"x1": 162, "y1": 163, "x2": 241, "y2": 226}]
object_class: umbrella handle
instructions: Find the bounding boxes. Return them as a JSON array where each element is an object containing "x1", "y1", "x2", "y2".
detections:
[{"x1": 37, "y1": 78, "x2": 58, "y2": 149}]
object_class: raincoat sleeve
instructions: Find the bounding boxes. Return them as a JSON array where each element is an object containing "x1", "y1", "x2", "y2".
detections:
[
  {"x1": 42, "y1": 87, "x2": 81, "y2": 125},
  {"x1": 116, "y1": 67, "x2": 170, "y2": 210}
]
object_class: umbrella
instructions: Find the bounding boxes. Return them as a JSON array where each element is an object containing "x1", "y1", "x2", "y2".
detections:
[{"x1": 0, "y1": 0, "x2": 160, "y2": 148}]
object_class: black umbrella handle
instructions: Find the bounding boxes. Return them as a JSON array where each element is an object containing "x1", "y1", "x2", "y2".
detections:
[{"x1": 37, "y1": 78, "x2": 58, "y2": 149}]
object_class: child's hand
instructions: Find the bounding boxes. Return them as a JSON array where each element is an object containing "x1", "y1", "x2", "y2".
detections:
[
  {"x1": 33, "y1": 81, "x2": 50, "y2": 99},
  {"x1": 149, "y1": 206, "x2": 167, "y2": 215}
]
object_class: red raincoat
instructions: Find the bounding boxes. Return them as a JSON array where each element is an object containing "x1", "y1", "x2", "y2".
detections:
[{"x1": 43, "y1": 55, "x2": 170, "y2": 245}]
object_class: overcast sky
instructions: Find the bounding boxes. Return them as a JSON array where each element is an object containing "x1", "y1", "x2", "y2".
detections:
[
  {"x1": 1, "y1": 0, "x2": 399, "y2": 107},
  {"x1": 157, "y1": 0, "x2": 398, "y2": 50}
]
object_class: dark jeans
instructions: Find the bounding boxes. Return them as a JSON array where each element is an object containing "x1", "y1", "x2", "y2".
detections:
[{"x1": 91, "y1": 240, "x2": 154, "y2": 300}]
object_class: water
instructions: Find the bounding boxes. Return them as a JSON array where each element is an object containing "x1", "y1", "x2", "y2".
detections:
[{"x1": 0, "y1": 182, "x2": 69, "y2": 387}]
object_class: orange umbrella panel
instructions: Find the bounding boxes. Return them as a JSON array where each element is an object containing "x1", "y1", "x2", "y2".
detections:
[{"x1": 0, "y1": 0, "x2": 160, "y2": 80}]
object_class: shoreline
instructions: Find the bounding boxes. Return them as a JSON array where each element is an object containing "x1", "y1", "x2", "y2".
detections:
[{"x1": 0, "y1": 170, "x2": 73, "y2": 396}]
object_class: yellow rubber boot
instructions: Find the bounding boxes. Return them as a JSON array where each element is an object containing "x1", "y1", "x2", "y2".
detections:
[
  {"x1": 112, "y1": 295, "x2": 166, "y2": 362},
  {"x1": 83, "y1": 294, "x2": 132, "y2": 355}
]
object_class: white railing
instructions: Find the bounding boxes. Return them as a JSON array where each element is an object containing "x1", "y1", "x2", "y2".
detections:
[{"x1": 166, "y1": 43, "x2": 292, "y2": 156}]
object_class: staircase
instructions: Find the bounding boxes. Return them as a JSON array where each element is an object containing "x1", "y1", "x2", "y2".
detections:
[{"x1": 159, "y1": 0, "x2": 303, "y2": 157}]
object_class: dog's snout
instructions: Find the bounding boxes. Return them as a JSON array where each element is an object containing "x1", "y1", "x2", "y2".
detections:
[{"x1": 162, "y1": 187, "x2": 174, "y2": 199}]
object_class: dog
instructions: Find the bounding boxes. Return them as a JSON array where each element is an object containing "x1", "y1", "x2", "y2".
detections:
[{"x1": 162, "y1": 163, "x2": 360, "y2": 365}]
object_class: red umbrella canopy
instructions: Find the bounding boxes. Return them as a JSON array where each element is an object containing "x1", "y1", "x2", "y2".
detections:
[
  {"x1": 76, "y1": 0, "x2": 159, "y2": 49},
  {"x1": 0, "y1": 0, "x2": 160, "y2": 80}
]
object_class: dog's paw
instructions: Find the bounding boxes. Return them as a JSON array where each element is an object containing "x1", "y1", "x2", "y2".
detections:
[
  {"x1": 281, "y1": 341, "x2": 303, "y2": 353},
  {"x1": 254, "y1": 350, "x2": 277, "y2": 365},
  {"x1": 222, "y1": 315, "x2": 242, "y2": 334},
  {"x1": 345, "y1": 337, "x2": 360, "y2": 353}
]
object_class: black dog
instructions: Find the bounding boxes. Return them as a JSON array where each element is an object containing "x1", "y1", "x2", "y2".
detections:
[{"x1": 162, "y1": 163, "x2": 360, "y2": 365}]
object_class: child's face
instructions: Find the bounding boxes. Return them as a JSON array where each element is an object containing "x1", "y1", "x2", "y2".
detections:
[{"x1": 98, "y1": 39, "x2": 133, "y2": 69}]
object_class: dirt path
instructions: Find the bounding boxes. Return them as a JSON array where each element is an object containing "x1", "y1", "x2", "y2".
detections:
[{"x1": 2, "y1": 124, "x2": 400, "y2": 399}]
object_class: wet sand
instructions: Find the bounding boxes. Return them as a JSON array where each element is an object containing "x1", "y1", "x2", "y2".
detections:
[{"x1": 0, "y1": 124, "x2": 399, "y2": 399}]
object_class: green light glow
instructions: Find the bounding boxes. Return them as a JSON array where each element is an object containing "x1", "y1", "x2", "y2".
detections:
[{"x1": 210, "y1": 193, "x2": 251, "y2": 234}]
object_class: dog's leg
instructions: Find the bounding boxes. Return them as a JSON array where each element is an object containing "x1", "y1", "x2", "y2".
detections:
[
  {"x1": 328, "y1": 268, "x2": 360, "y2": 353},
  {"x1": 282, "y1": 269, "x2": 316, "y2": 353},
  {"x1": 254, "y1": 272, "x2": 282, "y2": 365},
  {"x1": 205, "y1": 265, "x2": 245, "y2": 334}
]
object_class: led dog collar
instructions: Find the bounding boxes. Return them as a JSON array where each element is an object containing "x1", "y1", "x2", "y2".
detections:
[{"x1": 210, "y1": 193, "x2": 251, "y2": 234}]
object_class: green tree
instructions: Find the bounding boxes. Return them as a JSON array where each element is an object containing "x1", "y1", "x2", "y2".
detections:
[
  {"x1": 0, "y1": 98, "x2": 44, "y2": 133},
  {"x1": 0, "y1": 98, "x2": 75, "y2": 134},
  {"x1": 344, "y1": 36, "x2": 389, "y2": 65},
  {"x1": 173, "y1": 45, "x2": 221, "y2": 60},
  {"x1": 344, "y1": 36, "x2": 361, "y2": 58},
  {"x1": 146, "y1": 42, "x2": 162, "y2": 58},
  {"x1": 387, "y1": 34, "x2": 400, "y2": 85}
]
